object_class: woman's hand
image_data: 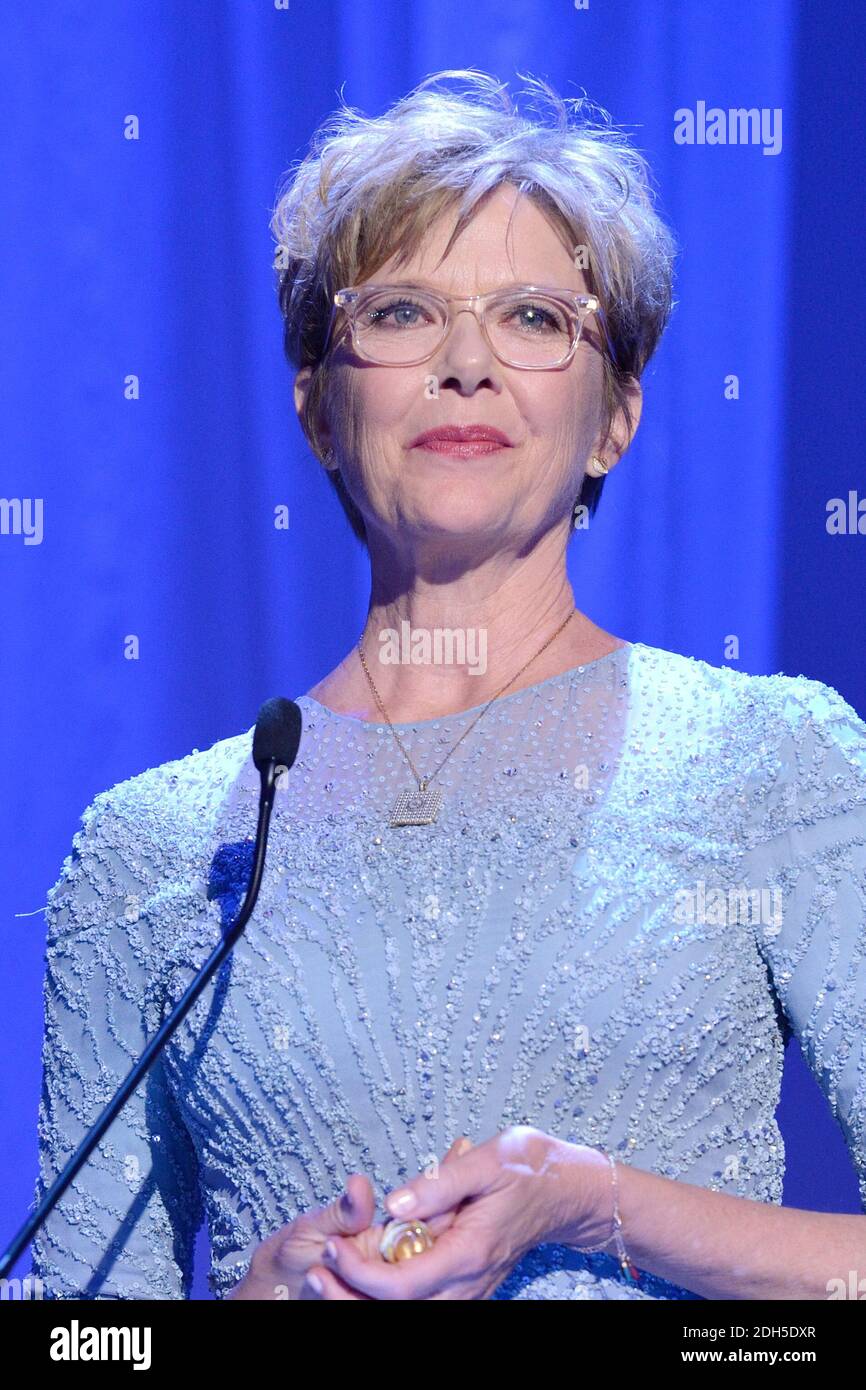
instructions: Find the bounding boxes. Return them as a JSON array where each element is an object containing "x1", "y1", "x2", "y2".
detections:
[
  {"x1": 311, "y1": 1126, "x2": 609, "y2": 1300},
  {"x1": 226, "y1": 1136, "x2": 474, "y2": 1300}
]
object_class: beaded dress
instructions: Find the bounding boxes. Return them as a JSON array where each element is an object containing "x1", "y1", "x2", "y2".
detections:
[{"x1": 28, "y1": 641, "x2": 866, "y2": 1298}]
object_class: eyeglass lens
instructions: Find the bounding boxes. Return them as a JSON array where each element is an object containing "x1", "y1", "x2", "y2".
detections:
[{"x1": 351, "y1": 288, "x2": 580, "y2": 366}]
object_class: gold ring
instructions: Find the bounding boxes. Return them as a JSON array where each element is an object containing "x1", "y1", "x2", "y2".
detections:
[{"x1": 379, "y1": 1217, "x2": 435, "y2": 1262}]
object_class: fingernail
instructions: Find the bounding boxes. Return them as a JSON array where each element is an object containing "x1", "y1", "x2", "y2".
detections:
[
  {"x1": 386, "y1": 1189, "x2": 416, "y2": 1215},
  {"x1": 304, "y1": 1273, "x2": 323, "y2": 1296},
  {"x1": 323, "y1": 1240, "x2": 337, "y2": 1261},
  {"x1": 339, "y1": 1189, "x2": 353, "y2": 1216}
]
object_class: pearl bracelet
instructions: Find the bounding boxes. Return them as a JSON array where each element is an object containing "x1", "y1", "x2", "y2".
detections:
[{"x1": 572, "y1": 1148, "x2": 640, "y2": 1282}]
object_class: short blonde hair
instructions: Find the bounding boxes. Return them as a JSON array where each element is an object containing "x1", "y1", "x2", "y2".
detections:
[{"x1": 270, "y1": 68, "x2": 678, "y2": 542}]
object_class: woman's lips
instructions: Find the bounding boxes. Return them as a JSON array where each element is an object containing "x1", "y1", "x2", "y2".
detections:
[
  {"x1": 412, "y1": 439, "x2": 509, "y2": 458},
  {"x1": 408, "y1": 426, "x2": 514, "y2": 458}
]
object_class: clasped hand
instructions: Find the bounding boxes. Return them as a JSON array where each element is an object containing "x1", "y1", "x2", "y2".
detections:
[{"x1": 303, "y1": 1125, "x2": 598, "y2": 1301}]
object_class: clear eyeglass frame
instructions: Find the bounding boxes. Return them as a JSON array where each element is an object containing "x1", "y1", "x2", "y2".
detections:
[{"x1": 322, "y1": 283, "x2": 620, "y2": 371}]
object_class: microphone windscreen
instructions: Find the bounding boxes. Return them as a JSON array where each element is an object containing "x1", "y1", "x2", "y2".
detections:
[{"x1": 252, "y1": 697, "x2": 303, "y2": 772}]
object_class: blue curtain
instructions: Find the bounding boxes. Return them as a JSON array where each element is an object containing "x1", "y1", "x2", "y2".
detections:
[{"x1": 2, "y1": 0, "x2": 863, "y2": 1296}]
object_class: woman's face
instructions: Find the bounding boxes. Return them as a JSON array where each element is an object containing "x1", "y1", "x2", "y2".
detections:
[{"x1": 300, "y1": 183, "x2": 638, "y2": 561}]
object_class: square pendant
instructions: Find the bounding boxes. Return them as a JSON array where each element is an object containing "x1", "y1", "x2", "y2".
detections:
[{"x1": 390, "y1": 785, "x2": 443, "y2": 827}]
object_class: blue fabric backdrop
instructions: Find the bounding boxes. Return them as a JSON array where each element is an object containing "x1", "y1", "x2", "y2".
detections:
[{"x1": 2, "y1": 0, "x2": 864, "y2": 1297}]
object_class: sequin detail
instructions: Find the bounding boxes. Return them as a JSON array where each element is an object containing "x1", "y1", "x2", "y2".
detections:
[{"x1": 27, "y1": 643, "x2": 866, "y2": 1299}]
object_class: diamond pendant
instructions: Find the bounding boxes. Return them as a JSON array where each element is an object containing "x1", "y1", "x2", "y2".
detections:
[{"x1": 390, "y1": 779, "x2": 443, "y2": 827}]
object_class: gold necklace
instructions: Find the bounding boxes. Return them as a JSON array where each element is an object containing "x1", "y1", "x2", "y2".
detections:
[{"x1": 357, "y1": 610, "x2": 576, "y2": 827}]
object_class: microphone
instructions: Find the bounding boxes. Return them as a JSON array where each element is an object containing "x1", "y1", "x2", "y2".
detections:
[{"x1": 0, "y1": 697, "x2": 303, "y2": 1282}]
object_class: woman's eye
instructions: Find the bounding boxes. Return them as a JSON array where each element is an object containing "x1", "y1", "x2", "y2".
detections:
[
  {"x1": 504, "y1": 302, "x2": 565, "y2": 333},
  {"x1": 368, "y1": 299, "x2": 430, "y2": 328}
]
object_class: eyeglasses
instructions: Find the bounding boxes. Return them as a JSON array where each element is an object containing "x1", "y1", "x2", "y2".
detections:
[{"x1": 322, "y1": 282, "x2": 619, "y2": 371}]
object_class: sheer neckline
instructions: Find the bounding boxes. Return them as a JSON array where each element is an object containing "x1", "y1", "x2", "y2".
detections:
[{"x1": 298, "y1": 640, "x2": 634, "y2": 731}]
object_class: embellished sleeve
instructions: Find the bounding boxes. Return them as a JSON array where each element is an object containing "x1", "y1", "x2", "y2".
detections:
[
  {"x1": 740, "y1": 677, "x2": 866, "y2": 1211},
  {"x1": 27, "y1": 789, "x2": 204, "y2": 1298}
]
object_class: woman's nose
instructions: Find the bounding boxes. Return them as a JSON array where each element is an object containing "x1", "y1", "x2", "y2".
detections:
[{"x1": 430, "y1": 309, "x2": 501, "y2": 392}]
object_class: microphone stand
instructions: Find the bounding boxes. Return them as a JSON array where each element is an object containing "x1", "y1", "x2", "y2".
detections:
[{"x1": 0, "y1": 701, "x2": 299, "y2": 1283}]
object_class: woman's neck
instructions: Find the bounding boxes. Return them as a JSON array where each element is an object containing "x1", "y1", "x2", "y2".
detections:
[{"x1": 306, "y1": 605, "x2": 625, "y2": 724}]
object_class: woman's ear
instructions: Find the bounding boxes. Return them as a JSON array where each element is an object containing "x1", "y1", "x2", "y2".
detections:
[
  {"x1": 293, "y1": 364, "x2": 315, "y2": 430},
  {"x1": 595, "y1": 375, "x2": 643, "y2": 471},
  {"x1": 294, "y1": 365, "x2": 334, "y2": 464}
]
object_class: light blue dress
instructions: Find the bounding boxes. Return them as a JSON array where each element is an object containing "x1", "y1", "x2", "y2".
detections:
[{"x1": 28, "y1": 641, "x2": 866, "y2": 1299}]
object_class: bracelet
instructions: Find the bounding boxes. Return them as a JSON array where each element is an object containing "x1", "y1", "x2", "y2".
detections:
[{"x1": 572, "y1": 1148, "x2": 640, "y2": 1282}]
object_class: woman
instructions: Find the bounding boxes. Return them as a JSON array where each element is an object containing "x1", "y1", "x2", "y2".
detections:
[{"x1": 30, "y1": 70, "x2": 866, "y2": 1301}]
